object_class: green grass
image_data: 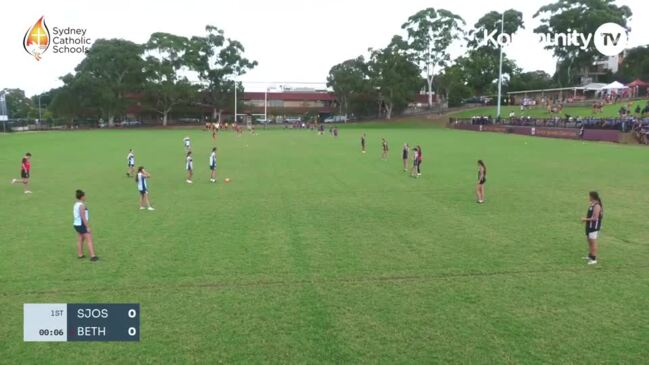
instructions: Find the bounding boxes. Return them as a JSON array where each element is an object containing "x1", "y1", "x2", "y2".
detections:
[
  {"x1": 1, "y1": 125, "x2": 648, "y2": 364},
  {"x1": 449, "y1": 100, "x2": 648, "y2": 119}
]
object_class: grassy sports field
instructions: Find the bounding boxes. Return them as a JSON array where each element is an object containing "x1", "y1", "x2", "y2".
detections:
[
  {"x1": 448, "y1": 100, "x2": 648, "y2": 119},
  {"x1": 1, "y1": 124, "x2": 648, "y2": 364}
]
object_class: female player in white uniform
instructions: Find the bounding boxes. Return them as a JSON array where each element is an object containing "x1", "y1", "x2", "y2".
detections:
[
  {"x1": 73, "y1": 189, "x2": 98, "y2": 261},
  {"x1": 186, "y1": 151, "x2": 193, "y2": 183},
  {"x1": 209, "y1": 147, "x2": 217, "y2": 183},
  {"x1": 183, "y1": 137, "x2": 191, "y2": 151},
  {"x1": 136, "y1": 167, "x2": 154, "y2": 210},
  {"x1": 126, "y1": 149, "x2": 135, "y2": 177}
]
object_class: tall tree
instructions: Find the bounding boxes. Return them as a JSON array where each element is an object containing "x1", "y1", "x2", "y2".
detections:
[
  {"x1": 71, "y1": 39, "x2": 145, "y2": 126},
  {"x1": 367, "y1": 39, "x2": 422, "y2": 120},
  {"x1": 463, "y1": 10, "x2": 524, "y2": 95},
  {"x1": 401, "y1": 8, "x2": 465, "y2": 108},
  {"x1": 508, "y1": 70, "x2": 555, "y2": 92},
  {"x1": 435, "y1": 64, "x2": 471, "y2": 107},
  {"x1": 1, "y1": 89, "x2": 35, "y2": 119},
  {"x1": 326, "y1": 56, "x2": 374, "y2": 115},
  {"x1": 186, "y1": 25, "x2": 257, "y2": 121},
  {"x1": 533, "y1": 0, "x2": 632, "y2": 85},
  {"x1": 617, "y1": 45, "x2": 649, "y2": 82},
  {"x1": 143, "y1": 32, "x2": 198, "y2": 126}
]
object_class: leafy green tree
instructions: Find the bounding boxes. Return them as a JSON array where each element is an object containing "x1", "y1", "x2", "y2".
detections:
[
  {"x1": 326, "y1": 56, "x2": 375, "y2": 115},
  {"x1": 367, "y1": 40, "x2": 423, "y2": 119},
  {"x1": 143, "y1": 32, "x2": 198, "y2": 125},
  {"x1": 617, "y1": 45, "x2": 649, "y2": 82},
  {"x1": 401, "y1": 8, "x2": 465, "y2": 108},
  {"x1": 1, "y1": 88, "x2": 34, "y2": 119},
  {"x1": 435, "y1": 64, "x2": 471, "y2": 107},
  {"x1": 49, "y1": 74, "x2": 88, "y2": 124},
  {"x1": 456, "y1": 51, "x2": 519, "y2": 96},
  {"x1": 533, "y1": 0, "x2": 632, "y2": 86},
  {"x1": 71, "y1": 39, "x2": 145, "y2": 126},
  {"x1": 461, "y1": 10, "x2": 524, "y2": 95},
  {"x1": 185, "y1": 25, "x2": 257, "y2": 121},
  {"x1": 508, "y1": 70, "x2": 555, "y2": 92}
]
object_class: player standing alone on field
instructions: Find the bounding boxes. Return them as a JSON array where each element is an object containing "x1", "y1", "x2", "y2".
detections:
[
  {"x1": 73, "y1": 189, "x2": 98, "y2": 261},
  {"x1": 402, "y1": 144, "x2": 409, "y2": 171},
  {"x1": 126, "y1": 149, "x2": 135, "y2": 177},
  {"x1": 11, "y1": 152, "x2": 32, "y2": 194},
  {"x1": 136, "y1": 167, "x2": 155, "y2": 210},
  {"x1": 186, "y1": 151, "x2": 193, "y2": 184},
  {"x1": 183, "y1": 136, "x2": 191, "y2": 152},
  {"x1": 581, "y1": 191, "x2": 603, "y2": 265},
  {"x1": 361, "y1": 133, "x2": 366, "y2": 153},
  {"x1": 209, "y1": 147, "x2": 217, "y2": 183},
  {"x1": 476, "y1": 160, "x2": 487, "y2": 204},
  {"x1": 381, "y1": 138, "x2": 389, "y2": 160}
]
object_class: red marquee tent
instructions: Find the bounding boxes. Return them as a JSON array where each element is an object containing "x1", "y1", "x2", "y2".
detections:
[
  {"x1": 627, "y1": 79, "x2": 649, "y2": 96},
  {"x1": 627, "y1": 79, "x2": 649, "y2": 88}
]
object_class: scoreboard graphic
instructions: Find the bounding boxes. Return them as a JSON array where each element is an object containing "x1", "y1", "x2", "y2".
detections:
[{"x1": 24, "y1": 304, "x2": 140, "y2": 342}]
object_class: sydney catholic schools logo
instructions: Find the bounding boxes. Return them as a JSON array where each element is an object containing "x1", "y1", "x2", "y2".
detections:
[
  {"x1": 23, "y1": 16, "x2": 91, "y2": 61},
  {"x1": 23, "y1": 16, "x2": 50, "y2": 61}
]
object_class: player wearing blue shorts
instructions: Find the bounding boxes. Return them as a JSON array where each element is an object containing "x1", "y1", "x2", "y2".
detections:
[
  {"x1": 136, "y1": 167, "x2": 154, "y2": 210},
  {"x1": 126, "y1": 149, "x2": 135, "y2": 177}
]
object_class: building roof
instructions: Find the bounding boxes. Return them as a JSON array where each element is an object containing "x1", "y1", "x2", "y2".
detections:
[{"x1": 243, "y1": 91, "x2": 337, "y2": 101}]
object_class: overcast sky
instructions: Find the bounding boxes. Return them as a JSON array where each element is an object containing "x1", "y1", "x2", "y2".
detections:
[{"x1": 1, "y1": 0, "x2": 648, "y2": 96}]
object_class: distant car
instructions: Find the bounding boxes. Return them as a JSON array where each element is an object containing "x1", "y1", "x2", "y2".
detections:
[
  {"x1": 255, "y1": 118, "x2": 273, "y2": 124},
  {"x1": 324, "y1": 115, "x2": 348, "y2": 123},
  {"x1": 284, "y1": 117, "x2": 302, "y2": 123},
  {"x1": 120, "y1": 120, "x2": 142, "y2": 127}
]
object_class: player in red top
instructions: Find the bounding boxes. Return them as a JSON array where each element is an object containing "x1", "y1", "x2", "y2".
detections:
[{"x1": 11, "y1": 152, "x2": 32, "y2": 193}]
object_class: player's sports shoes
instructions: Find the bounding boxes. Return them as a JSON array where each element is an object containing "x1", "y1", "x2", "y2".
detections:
[
  {"x1": 147, "y1": 207, "x2": 155, "y2": 211},
  {"x1": 186, "y1": 180, "x2": 193, "y2": 184},
  {"x1": 24, "y1": 190, "x2": 32, "y2": 194},
  {"x1": 11, "y1": 179, "x2": 16, "y2": 184},
  {"x1": 588, "y1": 259, "x2": 598, "y2": 265},
  {"x1": 78, "y1": 255, "x2": 86, "y2": 259},
  {"x1": 140, "y1": 206, "x2": 146, "y2": 210},
  {"x1": 582, "y1": 256, "x2": 591, "y2": 260},
  {"x1": 90, "y1": 256, "x2": 99, "y2": 262}
]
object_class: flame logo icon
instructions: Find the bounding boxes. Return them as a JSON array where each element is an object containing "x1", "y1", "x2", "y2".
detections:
[{"x1": 23, "y1": 16, "x2": 51, "y2": 61}]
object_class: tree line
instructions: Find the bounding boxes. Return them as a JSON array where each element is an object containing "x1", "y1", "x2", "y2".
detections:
[
  {"x1": 3, "y1": 0, "x2": 648, "y2": 123},
  {"x1": 327, "y1": 0, "x2": 646, "y2": 118},
  {"x1": 3, "y1": 25, "x2": 256, "y2": 126}
]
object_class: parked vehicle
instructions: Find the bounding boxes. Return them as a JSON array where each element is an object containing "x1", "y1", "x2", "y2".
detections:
[
  {"x1": 284, "y1": 116, "x2": 302, "y2": 123},
  {"x1": 324, "y1": 115, "x2": 348, "y2": 123},
  {"x1": 120, "y1": 120, "x2": 142, "y2": 127}
]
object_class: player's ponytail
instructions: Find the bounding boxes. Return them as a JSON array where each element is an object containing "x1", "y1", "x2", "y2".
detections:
[
  {"x1": 136, "y1": 166, "x2": 144, "y2": 183},
  {"x1": 589, "y1": 191, "x2": 602, "y2": 207},
  {"x1": 478, "y1": 160, "x2": 487, "y2": 175}
]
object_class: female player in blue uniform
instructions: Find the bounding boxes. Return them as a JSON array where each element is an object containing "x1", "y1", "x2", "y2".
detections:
[
  {"x1": 186, "y1": 151, "x2": 193, "y2": 183},
  {"x1": 136, "y1": 166, "x2": 155, "y2": 210},
  {"x1": 476, "y1": 160, "x2": 487, "y2": 204},
  {"x1": 209, "y1": 147, "x2": 217, "y2": 183},
  {"x1": 126, "y1": 149, "x2": 135, "y2": 177},
  {"x1": 581, "y1": 191, "x2": 603, "y2": 265},
  {"x1": 73, "y1": 189, "x2": 98, "y2": 261}
]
